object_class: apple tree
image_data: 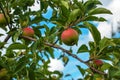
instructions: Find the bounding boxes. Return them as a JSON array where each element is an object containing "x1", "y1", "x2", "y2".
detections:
[{"x1": 0, "y1": 0, "x2": 120, "y2": 80}]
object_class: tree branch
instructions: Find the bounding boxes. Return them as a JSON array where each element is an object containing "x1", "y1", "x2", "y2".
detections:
[{"x1": 22, "y1": 36, "x2": 106, "y2": 75}]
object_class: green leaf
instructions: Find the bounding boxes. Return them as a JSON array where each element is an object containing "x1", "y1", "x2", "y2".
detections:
[
  {"x1": 84, "y1": 0, "x2": 102, "y2": 13},
  {"x1": 76, "y1": 65, "x2": 85, "y2": 76},
  {"x1": 85, "y1": 16, "x2": 106, "y2": 22},
  {"x1": 88, "y1": 8, "x2": 112, "y2": 15},
  {"x1": 62, "y1": 56, "x2": 69, "y2": 66},
  {"x1": 68, "y1": 9, "x2": 81, "y2": 23},
  {"x1": 13, "y1": 29, "x2": 22, "y2": 42},
  {"x1": 7, "y1": 43, "x2": 27, "y2": 50},
  {"x1": 77, "y1": 44, "x2": 89, "y2": 53},
  {"x1": 83, "y1": 22, "x2": 101, "y2": 45},
  {"x1": 73, "y1": 0, "x2": 84, "y2": 15},
  {"x1": 14, "y1": 56, "x2": 29, "y2": 74},
  {"x1": 113, "y1": 70, "x2": 120, "y2": 78},
  {"x1": 45, "y1": 47, "x2": 54, "y2": 58},
  {"x1": 61, "y1": 1, "x2": 69, "y2": 9},
  {"x1": 98, "y1": 37, "x2": 116, "y2": 54},
  {"x1": 0, "y1": 42, "x2": 6, "y2": 48},
  {"x1": 101, "y1": 63, "x2": 111, "y2": 71}
]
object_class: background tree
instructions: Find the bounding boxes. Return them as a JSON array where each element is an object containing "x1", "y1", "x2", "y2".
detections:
[{"x1": 0, "y1": 0, "x2": 120, "y2": 80}]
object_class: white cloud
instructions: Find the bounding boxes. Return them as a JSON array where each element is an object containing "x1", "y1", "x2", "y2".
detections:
[
  {"x1": 30, "y1": 0, "x2": 40, "y2": 11},
  {"x1": 88, "y1": 0, "x2": 120, "y2": 40},
  {"x1": 89, "y1": 22, "x2": 112, "y2": 41},
  {"x1": 0, "y1": 28, "x2": 7, "y2": 42},
  {"x1": 48, "y1": 58, "x2": 64, "y2": 72},
  {"x1": 100, "y1": 0, "x2": 113, "y2": 7},
  {"x1": 97, "y1": 22, "x2": 112, "y2": 38},
  {"x1": 108, "y1": 0, "x2": 120, "y2": 32}
]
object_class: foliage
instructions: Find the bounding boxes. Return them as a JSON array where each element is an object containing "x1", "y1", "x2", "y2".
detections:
[{"x1": 0, "y1": 0, "x2": 119, "y2": 80}]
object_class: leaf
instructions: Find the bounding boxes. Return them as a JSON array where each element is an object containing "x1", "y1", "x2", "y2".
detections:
[
  {"x1": 77, "y1": 44, "x2": 89, "y2": 53},
  {"x1": 7, "y1": 43, "x2": 27, "y2": 51},
  {"x1": 88, "y1": 8, "x2": 112, "y2": 15},
  {"x1": 29, "y1": 64, "x2": 35, "y2": 80},
  {"x1": 101, "y1": 63, "x2": 111, "y2": 71},
  {"x1": 73, "y1": 0, "x2": 84, "y2": 15},
  {"x1": 84, "y1": 0, "x2": 102, "y2": 13},
  {"x1": 76, "y1": 65, "x2": 85, "y2": 76},
  {"x1": 85, "y1": 16, "x2": 106, "y2": 22},
  {"x1": 98, "y1": 37, "x2": 116, "y2": 54},
  {"x1": 0, "y1": 42, "x2": 6, "y2": 48},
  {"x1": 13, "y1": 29, "x2": 21, "y2": 42},
  {"x1": 45, "y1": 47, "x2": 54, "y2": 58},
  {"x1": 68, "y1": 9, "x2": 81, "y2": 23},
  {"x1": 83, "y1": 22, "x2": 101, "y2": 45},
  {"x1": 62, "y1": 56, "x2": 69, "y2": 66},
  {"x1": 6, "y1": 43, "x2": 27, "y2": 57},
  {"x1": 61, "y1": 1, "x2": 69, "y2": 9},
  {"x1": 113, "y1": 70, "x2": 120, "y2": 78},
  {"x1": 14, "y1": 56, "x2": 29, "y2": 74}
]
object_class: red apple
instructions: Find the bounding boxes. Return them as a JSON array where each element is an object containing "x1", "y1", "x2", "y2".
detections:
[
  {"x1": 94, "y1": 59, "x2": 103, "y2": 66},
  {"x1": 0, "y1": 13, "x2": 10, "y2": 24},
  {"x1": 22, "y1": 27, "x2": 34, "y2": 37},
  {"x1": 61, "y1": 28, "x2": 79, "y2": 46}
]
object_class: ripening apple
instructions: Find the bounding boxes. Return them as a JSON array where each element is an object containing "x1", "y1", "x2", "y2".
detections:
[
  {"x1": 61, "y1": 28, "x2": 79, "y2": 46},
  {"x1": 94, "y1": 59, "x2": 103, "y2": 66},
  {"x1": 0, "y1": 13, "x2": 10, "y2": 24},
  {"x1": 22, "y1": 27, "x2": 34, "y2": 37}
]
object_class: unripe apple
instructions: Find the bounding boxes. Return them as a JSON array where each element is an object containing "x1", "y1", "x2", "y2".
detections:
[
  {"x1": 22, "y1": 27, "x2": 34, "y2": 37},
  {"x1": 94, "y1": 59, "x2": 103, "y2": 66},
  {"x1": 0, "y1": 13, "x2": 10, "y2": 24},
  {"x1": 61, "y1": 28, "x2": 79, "y2": 46},
  {"x1": 0, "y1": 68, "x2": 8, "y2": 77}
]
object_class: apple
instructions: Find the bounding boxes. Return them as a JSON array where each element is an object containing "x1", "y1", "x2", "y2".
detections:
[
  {"x1": 22, "y1": 27, "x2": 34, "y2": 37},
  {"x1": 0, "y1": 13, "x2": 10, "y2": 24},
  {"x1": 93, "y1": 59, "x2": 103, "y2": 66},
  {"x1": 0, "y1": 68, "x2": 8, "y2": 77},
  {"x1": 61, "y1": 28, "x2": 79, "y2": 46}
]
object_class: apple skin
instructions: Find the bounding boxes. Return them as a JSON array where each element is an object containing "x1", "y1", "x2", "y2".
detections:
[
  {"x1": 61, "y1": 28, "x2": 79, "y2": 46},
  {"x1": 0, "y1": 13, "x2": 10, "y2": 24},
  {"x1": 22, "y1": 27, "x2": 34, "y2": 37},
  {"x1": 94, "y1": 59, "x2": 103, "y2": 66}
]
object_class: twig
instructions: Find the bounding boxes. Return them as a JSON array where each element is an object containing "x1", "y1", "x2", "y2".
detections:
[{"x1": 69, "y1": 17, "x2": 85, "y2": 27}]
